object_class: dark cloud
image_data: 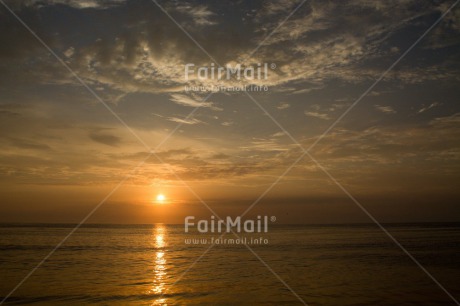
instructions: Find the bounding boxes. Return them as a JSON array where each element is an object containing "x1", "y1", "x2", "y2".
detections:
[
  {"x1": 1, "y1": 0, "x2": 459, "y2": 95},
  {"x1": 5, "y1": 137, "x2": 52, "y2": 151},
  {"x1": 89, "y1": 131, "x2": 121, "y2": 147}
]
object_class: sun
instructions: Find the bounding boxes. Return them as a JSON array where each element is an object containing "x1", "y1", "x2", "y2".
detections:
[{"x1": 155, "y1": 194, "x2": 166, "y2": 204}]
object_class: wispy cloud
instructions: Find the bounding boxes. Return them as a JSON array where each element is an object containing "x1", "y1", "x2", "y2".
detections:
[
  {"x1": 167, "y1": 117, "x2": 204, "y2": 125},
  {"x1": 20, "y1": 0, "x2": 126, "y2": 9},
  {"x1": 89, "y1": 131, "x2": 121, "y2": 147},
  {"x1": 277, "y1": 102, "x2": 290, "y2": 110},
  {"x1": 418, "y1": 102, "x2": 440, "y2": 113},
  {"x1": 304, "y1": 111, "x2": 331, "y2": 120},
  {"x1": 375, "y1": 105, "x2": 396, "y2": 114},
  {"x1": 169, "y1": 94, "x2": 218, "y2": 109},
  {"x1": 175, "y1": 4, "x2": 217, "y2": 26},
  {"x1": 241, "y1": 138, "x2": 291, "y2": 152}
]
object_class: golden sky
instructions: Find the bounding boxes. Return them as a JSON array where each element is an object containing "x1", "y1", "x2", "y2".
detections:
[{"x1": 0, "y1": 0, "x2": 459, "y2": 223}]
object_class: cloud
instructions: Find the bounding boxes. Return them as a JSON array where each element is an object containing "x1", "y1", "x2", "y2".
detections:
[
  {"x1": 115, "y1": 146, "x2": 298, "y2": 182},
  {"x1": 1, "y1": 0, "x2": 458, "y2": 97},
  {"x1": 11, "y1": 0, "x2": 126, "y2": 9},
  {"x1": 292, "y1": 85, "x2": 323, "y2": 94},
  {"x1": 167, "y1": 117, "x2": 204, "y2": 125},
  {"x1": 418, "y1": 102, "x2": 440, "y2": 114},
  {"x1": 375, "y1": 105, "x2": 396, "y2": 114},
  {"x1": 259, "y1": 0, "x2": 304, "y2": 17},
  {"x1": 157, "y1": 148, "x2": 193, "y2": 159},
  {"x1": 169, "y1": 94, "x2": 217, "y2": 109},
  {"x1": 277, "y1": 102, "x2": 290, "y2": 110},
  {"x1": 5, "y1": 137, "x2": 51, "y2": 151},
  {"x1": 89, "y1": 131, "x2": 121, "y2": 147},
  {"x1": 311, "y1": 113, "x2": 460, "y2": 168},
  {"x1": 63, "y1": 47, "x2": 75, "y2": 58},
  {"x1": 304, "y1": 111, "x2": 331, "y2": 120},
  {"x1": 175, "y1": 4, "x2": 217, "y2": 26},
  {"x1": 430, "y1": 112, "x2": 460, "y2": 127},
  {"x1": 241, "y1": 138, "x2": 292, "y2": 152}
]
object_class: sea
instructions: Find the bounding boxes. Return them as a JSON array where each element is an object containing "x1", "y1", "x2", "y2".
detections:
[{"x1": 0, "y1": 223, "x2": 459, "y2": 305}]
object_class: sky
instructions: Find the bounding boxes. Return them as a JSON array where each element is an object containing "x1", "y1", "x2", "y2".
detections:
[{"x1": 0, "y1": 0, "x2": 459, "y2": 224}]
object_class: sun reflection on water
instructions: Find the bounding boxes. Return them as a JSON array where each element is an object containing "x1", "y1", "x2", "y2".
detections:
[{"x1": 150, "y1": 224, "x2": 168, "y2": 305}]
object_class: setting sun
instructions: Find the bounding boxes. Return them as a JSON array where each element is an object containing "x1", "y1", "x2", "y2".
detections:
[{"x1": 155, "y1": 194, "x2": 166, "y2": 204}]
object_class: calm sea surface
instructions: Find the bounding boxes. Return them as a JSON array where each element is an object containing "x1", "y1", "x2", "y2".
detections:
[{"x1": 0, "y1": 224, "x2": 459, "y2": 305}]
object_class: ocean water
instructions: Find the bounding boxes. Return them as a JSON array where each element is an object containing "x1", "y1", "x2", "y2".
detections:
[{"x1": 0, "y1": 224, "x2": 459, "y2": 305}]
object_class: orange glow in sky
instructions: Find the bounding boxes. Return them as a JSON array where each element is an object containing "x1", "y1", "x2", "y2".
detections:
[{"x1": 156, "y1": 194, "x2": 166, "y2": 204}]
